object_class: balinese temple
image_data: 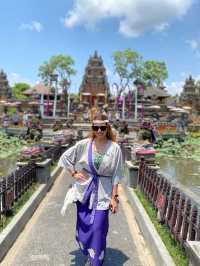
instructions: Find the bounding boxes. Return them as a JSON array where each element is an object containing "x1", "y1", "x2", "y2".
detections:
[
  {"x1": 180, "y1": 75, "x2": 200, "y2": 111},
  {"x1": 142, "y1": 85, "x2": 170, "y2": 105},
  {"x1": 0, "y1": 70, "x2": 11, "y2": 100},
  {"x1": 113, "y1": 84, "x2": 170, "y2": 119},
  {"x1": 79, "y1": 51, "x2": 110, "y2": 107},
  {"x1": 23, "y1": 83, "x2": 64, "y2": 117}
]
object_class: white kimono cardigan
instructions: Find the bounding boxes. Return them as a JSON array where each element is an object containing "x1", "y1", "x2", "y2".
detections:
[{"x1": 58, "y1": 138, "x2": 124, "y2": 210}]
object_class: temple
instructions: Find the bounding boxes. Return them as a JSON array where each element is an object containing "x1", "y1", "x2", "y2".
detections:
[
  {"x1": 79, "y1": 51, "x2": 110, "y2": 107},
  {"x1": 0, "y1": 69, "x2": 11, "y2": 99},
  {"x1": 180, "y1": 75, "x2": 200, "y2": 111}
]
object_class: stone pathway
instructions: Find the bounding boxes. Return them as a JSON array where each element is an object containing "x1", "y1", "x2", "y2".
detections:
[{"x1": 1, "y1": 171, "x2": 154, "y2": 266}]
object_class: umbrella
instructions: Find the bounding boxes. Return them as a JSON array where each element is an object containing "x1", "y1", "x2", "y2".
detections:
[
  {"x1": 148, "y1": 105, "x2": 161, "y2": 109},
  {"x1": 182, "y1": 106, "x2": 192, "y2": 110}
]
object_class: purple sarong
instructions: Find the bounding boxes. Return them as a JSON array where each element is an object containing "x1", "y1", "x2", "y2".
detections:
[{"x1": 76, "y1": 140, "x2": 109, "y2": 265}]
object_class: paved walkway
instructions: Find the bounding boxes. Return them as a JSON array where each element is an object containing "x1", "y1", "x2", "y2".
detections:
[{"x1": 1, "y1": 171, "x2": 155, "y2": 266}]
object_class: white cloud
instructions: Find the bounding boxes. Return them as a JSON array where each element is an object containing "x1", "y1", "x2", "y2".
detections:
[
  {"x1": 19, "y1": 21, "x2": 43, "y2": 32},
  {"x1": 64, "y1": 0, "x2": 193, "y2": 37},
  {"x1": 186, "y1": 39, "x2": 200, "y2": 58},
  {"x1": 8, "y1": 73, "x2": 33, "y2": 86},
  {"x1": 186, "y1": 39, "x2": 199, "y2": 50},
  {"x1": 166, "y1": 80, "x2": 185, "y2": 95},
  {"x1": 166, "y1": 73, "x2": 200, "y2": 96}
]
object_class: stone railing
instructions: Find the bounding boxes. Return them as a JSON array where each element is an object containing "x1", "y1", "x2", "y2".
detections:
[
  {"x1": 0, "y1": 163, "x2": 36, "y2": 227},
  {"x1": 138, "y1": 159, "x2": 200, "y2": 245},
  {"x1": 137, "y1": 159, "x2": 200, "y2": 265},
  {"x1": 0, "y1": 143, "x2": 69, "y2": 228}
]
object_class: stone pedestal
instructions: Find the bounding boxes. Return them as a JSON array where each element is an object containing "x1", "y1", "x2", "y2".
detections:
[
  {"x1": 124, "y1": 145, "x2": 132, "y2": 161},
  {"x1": 16, "y1": 161, "x2": 29, "y2": 167},
  {"x1": 36, "y1": 159, "x2": 52, "y2": 184},
  {"x1": 186, "y1": 241, "x2": 200, "y2": 266},
  {"x1": 125, "y1": 161, "x2": 139, "y2": 188}
]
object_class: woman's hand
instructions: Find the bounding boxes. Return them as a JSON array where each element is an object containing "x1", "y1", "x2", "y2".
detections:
[
  {"x1": 109, "y1": 198, "x2": 119, "y2": 214},
  {"x1": 73, "y1": 172, "x2": 88, "y2": 182}
]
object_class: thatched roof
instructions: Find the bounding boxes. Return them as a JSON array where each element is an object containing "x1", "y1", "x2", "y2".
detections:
[
  {"x1": 143, "y1": 86, "x2": 170, "y2": 98},
  {"x1": 23, "y1": 83, "x2": 53, "y2": 95}
]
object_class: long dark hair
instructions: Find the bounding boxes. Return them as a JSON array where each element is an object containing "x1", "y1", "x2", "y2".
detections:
[{"x1": 89, "y1": 113, "x2": 116, "y2": 142}]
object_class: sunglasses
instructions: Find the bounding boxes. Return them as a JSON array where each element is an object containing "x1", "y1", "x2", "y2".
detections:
[{"x1": 92, "y1": 125, "x2": 107, "y2": 132}]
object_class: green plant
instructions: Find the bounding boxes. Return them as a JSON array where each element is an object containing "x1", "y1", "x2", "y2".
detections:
[
  {"x1": 0, "y1": 132, "x2": 27, "y2": 159},
  {"x1": 0, "y1": 183, "x2": 39, "y2": 232},
  {"x1": 135, "y1": 188, "x2": 188, "y2": 266}
]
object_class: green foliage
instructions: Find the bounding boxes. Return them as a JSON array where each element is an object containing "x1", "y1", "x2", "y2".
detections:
[
  {"x1": 112, "y1": 49, "x2": 169, "y2": 95},
  {"x1": 135, "y1": 189, "x2": 188, "y2": 266},
  {"x1": 7, "y1": 107, "x2": 17, "y2": 116},
  {"x1": 12, "y1": 82, "x2": 30, "y2": 100},
  {"x1": 143, "y1": 60, "x2": 168, "y2": 87},
  {"x1": 50, "y1": 54, "x2": 76, "y2": 81},
  {"x1": 155, "y1": 136, "x2": 200, "y2": 161},
  {"x1": 0, "y1": 132, "x2": 26, "y2": 159},
  {"x1": 38, "y1": 54, "x2": 76, "y2": 114},
  {"x1": 0, "y1": 183, "x2": 39, "y2": 232},
  {"x1": 38, "y1": 61, "x2": 54, "y2": 86},
  {"x1": 38, "y1": 54, "x2": 76, "y2": 87},
  {"x1": 112, "y1": 48, "x2": 143, "y2": 95}
]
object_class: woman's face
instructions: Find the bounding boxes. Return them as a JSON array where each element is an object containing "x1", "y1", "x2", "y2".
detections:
[{"x1": 92, "y1": 123, "x2": 107, "y2": 139}]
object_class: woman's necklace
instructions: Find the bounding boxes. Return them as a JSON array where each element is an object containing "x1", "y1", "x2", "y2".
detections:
[{"x1": 94, "y1": 139, "x2": 108, "y2": 155}]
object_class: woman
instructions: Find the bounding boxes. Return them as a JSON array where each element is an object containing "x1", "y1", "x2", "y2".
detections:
[{"x1": 59, "y1": 113, "x2": 124, "y2": 266}]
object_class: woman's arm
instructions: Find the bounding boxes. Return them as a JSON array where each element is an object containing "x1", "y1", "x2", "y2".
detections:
[
  {"x1": 58, "y1": 141, "x2": 89, "y2": 182},
  {"x1": 110, "y1": 184, "x2": 119, "y2": 213},
  {"x1": 110, "y1": 145, "x2": 124, "y2": 213}
]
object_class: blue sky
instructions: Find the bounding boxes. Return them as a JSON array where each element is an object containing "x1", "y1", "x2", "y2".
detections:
[{"x1": 0, "y1": 0, "x2": 200, "y2": 95}]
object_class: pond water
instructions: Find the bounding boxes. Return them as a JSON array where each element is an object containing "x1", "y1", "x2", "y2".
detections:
[
  {"x1": 157, "y1": 157, "x2": 200, "y2": 196},
  {"x1": 0, "y1": 156, "x2": 18, "y2": 178}
]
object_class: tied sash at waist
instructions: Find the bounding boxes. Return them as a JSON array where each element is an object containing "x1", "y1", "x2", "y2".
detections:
[
  {"x1": 82, "y1": 167, "x2": 112, "y2": 178},
  {"x1": 81, "y1": 140, "x2": 99, "y2": 224}
]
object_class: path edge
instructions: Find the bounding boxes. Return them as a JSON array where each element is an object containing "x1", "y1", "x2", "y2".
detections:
[
  {"x1": 123, "y1": 185, "x2": 176, "y2": 266},
  {"x1": 0, "y1": 166, "x2": 62, "y2": 262}
]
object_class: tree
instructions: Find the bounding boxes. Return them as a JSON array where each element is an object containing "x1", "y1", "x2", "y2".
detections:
[
  {"x1": 38, "y1": 54, "x2": 76, "y2": 115},
  {"x1": 112, "y1": 49, "x2": 143, "y2": 96},
  {"x1": 143, "y1": 60, "x2": 168, "y2": 87},
  {"x1": 12, "y1": 83, "x2": 30, "y2": 100},
  {"x1": 38, "y1": 62, "x2": 54, "y2": 86}
]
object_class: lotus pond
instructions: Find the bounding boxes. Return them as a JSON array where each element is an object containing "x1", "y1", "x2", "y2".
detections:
[
  {"x1": 155, "y1": 136, "x2": 200, "y2": 196},
  {"x1": 0, "y1": 132, "x2": 27, "y2": 177}
]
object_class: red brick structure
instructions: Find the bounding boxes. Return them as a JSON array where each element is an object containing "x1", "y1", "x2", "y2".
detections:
[{"x1": 80, "y1": 51, "x2": 110, "y2": 107}]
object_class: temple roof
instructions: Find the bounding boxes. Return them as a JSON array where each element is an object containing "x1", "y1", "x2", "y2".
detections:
[
  {"x1": 23, "y1": 83, "x2": 53, "y2": 95},
  {"x1": 80, "y1": 51, "x2": 110, "y2": 94},
  {"x1": 143, "y1": 86, "x2": 170, "y2": 98}
]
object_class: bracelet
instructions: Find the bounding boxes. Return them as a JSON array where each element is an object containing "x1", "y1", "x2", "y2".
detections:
[{"x1": 71, "y1": 171, "x2": 77, "y2": 177}]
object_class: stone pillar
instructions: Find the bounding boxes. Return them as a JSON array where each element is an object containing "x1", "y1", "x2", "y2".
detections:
[
  {"x1": 36, "y1": 158, "x2": 52, "y2": 184},
  {"x1": 124, "y1": 160, "x2": 139, "y2": 188}
]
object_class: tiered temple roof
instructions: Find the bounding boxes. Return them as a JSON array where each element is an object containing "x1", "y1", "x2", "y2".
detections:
[
  {"x1": 180, "y1": 75, "x2": 200, "y2": 111},
  {"x1": 181, "y1": 75, "x2": 196, "y2": 96},
  {"x1": 0, "y1": 69, "x2": 11, "y2": 99},
  {"x1": 80, "y1": 51, "x2": 110, "y2": 106}
]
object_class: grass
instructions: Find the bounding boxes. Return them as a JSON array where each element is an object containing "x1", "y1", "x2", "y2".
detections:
[
  {"x1": 50, "y1": 161, "x2": 58, "y2": 172},
  {"x1": 135, "y1": 188, "x2": 189, "y2": 266},
  {"x1": 0, "y1": 182, "x2": 39, "y2": 233}
]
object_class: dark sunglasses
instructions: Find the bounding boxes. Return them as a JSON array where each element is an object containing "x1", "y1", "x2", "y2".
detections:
[{"x1": 92, "y1": 125, "x2": 107, "y2": 132}]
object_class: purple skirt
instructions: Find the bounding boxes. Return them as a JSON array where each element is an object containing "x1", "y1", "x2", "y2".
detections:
[{"x1": 76, "y1": 201, "x2": 109, "y2": 266}]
